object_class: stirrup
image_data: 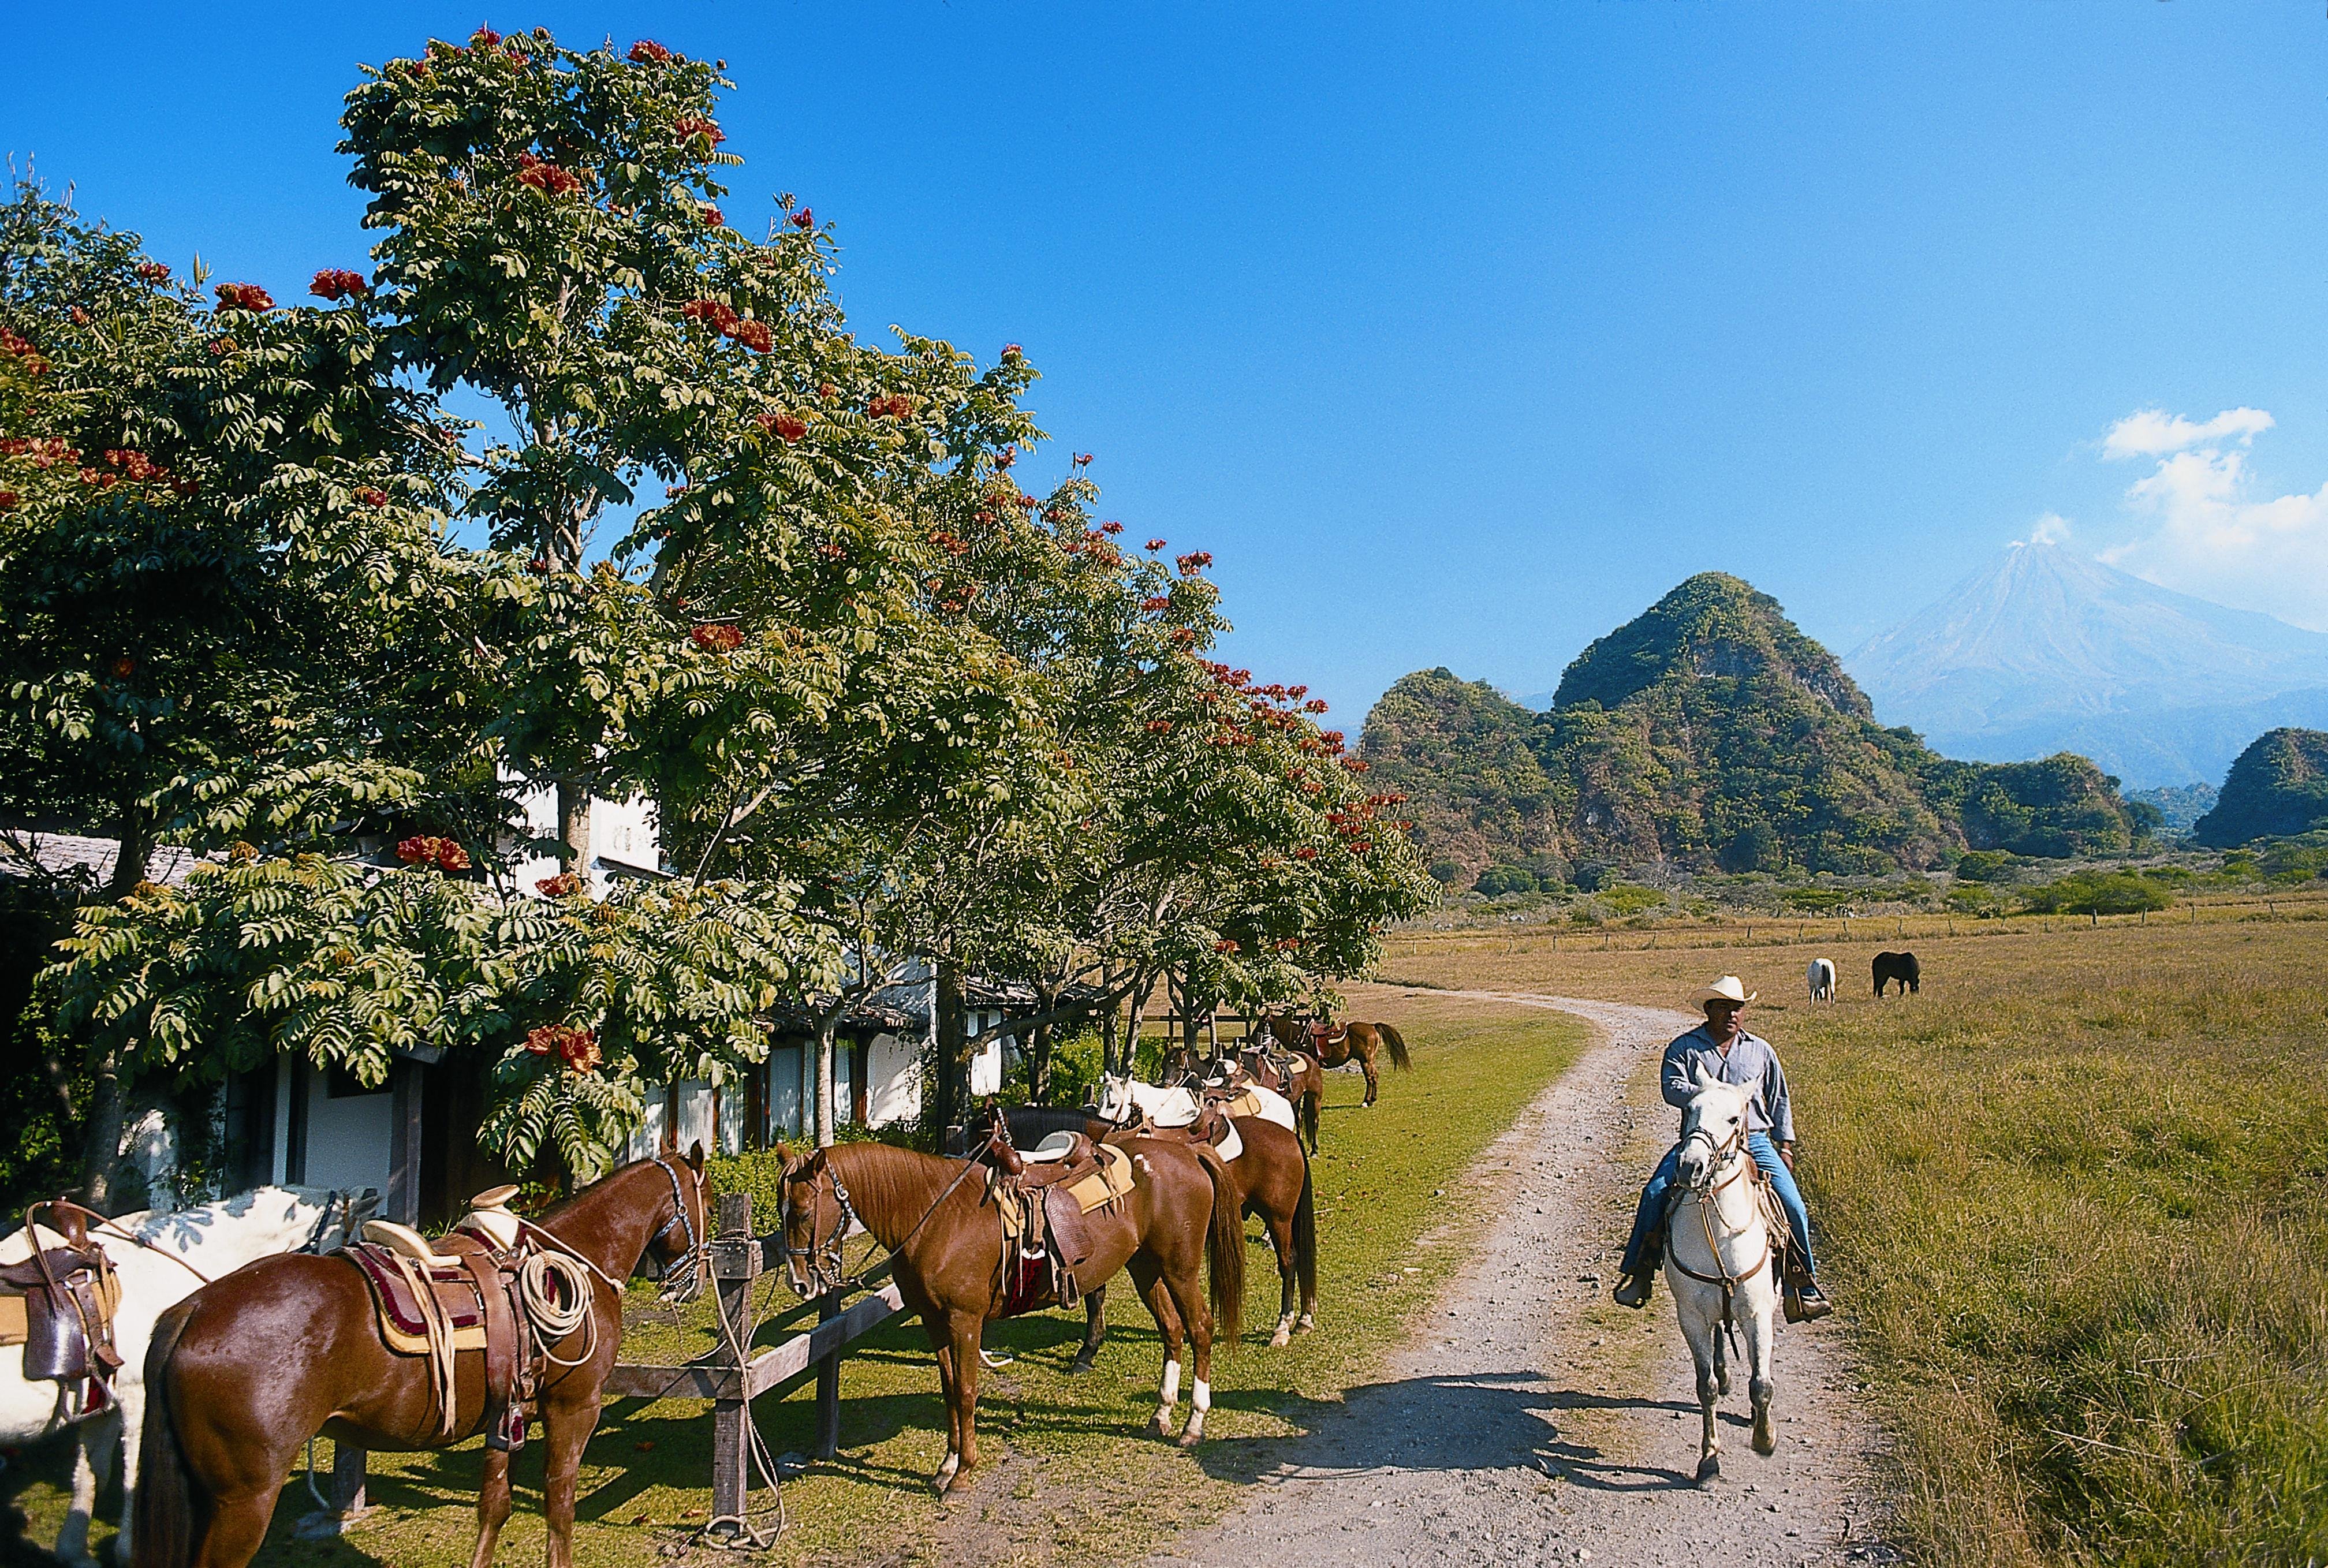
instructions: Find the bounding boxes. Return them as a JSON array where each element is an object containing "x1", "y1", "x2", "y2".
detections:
[{"x1": 1613, "y1": 1271, "x2": 1655, "y2": 1309}]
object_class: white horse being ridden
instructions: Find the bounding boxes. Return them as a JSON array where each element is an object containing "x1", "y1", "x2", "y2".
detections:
[
  {"x1": 1094, "y1": 1072, "x2": 1299, "y2": 1136},
  {"x1": 1666, "y1": 1067, "x2": 1781, "y2": 1484},
  {"x1": 1, "y1": 1184, "x2": 378, "y2": 1565}
]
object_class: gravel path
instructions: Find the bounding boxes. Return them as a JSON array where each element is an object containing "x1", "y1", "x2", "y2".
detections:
[{"x1": 1147, "y1": 992, "x2": 1897, "y2": 1568}]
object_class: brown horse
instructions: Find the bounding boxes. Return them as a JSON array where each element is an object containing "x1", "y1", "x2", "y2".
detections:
[
  {"x1": 1262, "y1": 1013, "x2": 1412, "y2": 1109},
  {"x1": 135, "y1": 1149, "x2": 711, "y2": 1568},
  {"x1": 775, "y1": 1134, "x2": 1240, "y2": 1494},
  {"x1": 1220, "y1": 1043, "x2": 1326, "y2": 1153},
  {"x1": 1068, "y1": 1111, "x2": 1317, "y2": 1361}
]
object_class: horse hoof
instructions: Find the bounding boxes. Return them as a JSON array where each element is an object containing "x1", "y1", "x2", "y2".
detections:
[
  {"x1": 1269, "y1": 1330, "x2": 1292, "y2": 1349},
  {"x1": 1067, "y1": 1356, "x2": 1097, "y2": 1376},
  {"x1": 1695, "y1": 1455, "x2": 1721, "y2": 1486},
  {"x1": 1177, "y1": 1428, "x2": 1204, "y2": 1449},
  {"x1": 1753, "y1": 1429, "x2": 1777, "y2": 1458},
  {"x1": 1149, "y1": 1414, "x2": 1174, "y2": 1439},
  {"x1": 1717, "y1": 1371, "x2": 1732, "y2": 1396},
  {"x1": 1296, "y1": 1315, "x2": 1315, "y2": 1333}
]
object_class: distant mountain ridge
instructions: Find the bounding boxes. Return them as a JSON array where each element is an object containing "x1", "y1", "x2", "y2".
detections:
[
  {"x1": 1364, "y1": 573, "x2": 2139, "y2": 884},
  {"x1": 1846, "y1": 543, "x2": 2328, "y2": 788}
]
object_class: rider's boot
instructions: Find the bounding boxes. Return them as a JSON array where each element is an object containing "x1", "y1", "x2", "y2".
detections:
[
  {"x1": 1783, "y1": 1268, "x2": 1833, "y2": 1322},
  {"x1": 1613, "y1": 1243, "x2": 1659, "y2": 1308}
]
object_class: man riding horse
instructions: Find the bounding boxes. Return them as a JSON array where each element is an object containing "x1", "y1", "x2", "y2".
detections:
[{"x1": 1611, "y1": 976, "x2": 1832, "y2": 1320}]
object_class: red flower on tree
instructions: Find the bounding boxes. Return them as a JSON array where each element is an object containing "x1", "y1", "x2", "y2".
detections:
[
  {"x1": 470, "y1": 25, "x2": 501, "y2": 47},
  {"x1": 515, "y1": 154, "x2": 582, "y2": 197},
  {"x1": 699, "y1": 205, "x2": 724, "y2": 227},
  {"x1": 758, "y1": 410, "x2": 808, "y2": 443},
  {"x1": 1140, "y1": 596, "x2": 1171, "y2": 613},
  {"x1": 691, "y1": 623, "x2": 745, "y2": 653},
  {"x1": 214, "y1": 283, "x2": 274, "y2": 312},
  {"x1": 1099, "y1": 520, "x2": 1123, "y2": 535},
  {"x1": 0, "y1": 492, "x2": 17, "y2": 512},
  {"x1": 727, "y1": 318, "x2": 772, "y2": 352},
  {"x1": 1294, "y1": 846, "x2": 1318, "y2": 860},
  {"x1": 628, "y1": 39, "x2": 672, "y2": 62},
  {"x1": 674, "y1": 115, "x2": 725, "y2": 145},
  {"x1": 682, "y1": 298, "x2": 738, "y2": 331},
  {"x1": 1073, "y1": 452, "x2": 1094, "y2": 467},
  {"x1": 1176, "y1": 550, "x2": 1212, "y2": 576},
  {"x1": 789, "y1": 207, "x2": 815, "y2": 229},
  {"x1": 357, "y1": 487, "x2": 389, "y2": 507},
  {"x1": 1001, "y1": 343, "x2": 1021, "y2": 358},
  {"x1": 311, "y1": 268, "x2": 368, "y2": 301},
  {"x1": 135, "y1": 261, "x2": 170, "y2": 284},
  {"x1": 1214, "y1": 939, "x2": 1241, "y2": 954},
  {"x1": 1145, "y1": 537, "x2": 1166, "y2": 552},
  {"x1": 1146, "y1": 719, "x2": 1174, "y2": 733},
  {"x1": 1303, "y1": 697, "x2": 1329, "y2": 713},
  {"x1": 535, "y1": 872, "x2": 584, "y2": 897},
  {"x1": 525, "y1": 1024, "x2": 603, "y2": 1075},
  {"x1": 395, "y1": 835, "x2": 471, "y2": 871}
]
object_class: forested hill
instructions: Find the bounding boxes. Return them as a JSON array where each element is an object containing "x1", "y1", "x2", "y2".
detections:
[
  {"x1": 1362, "y1": 573, "x2": 2143, "y2": 886},
  {"x1": 2190, "y1": 729, "x2": 2328, "y2": 847}
]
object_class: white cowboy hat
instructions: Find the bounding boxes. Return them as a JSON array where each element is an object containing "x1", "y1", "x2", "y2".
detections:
[{"x1": 1691, "y1": 975, "x2": 1757, "y2": 1006}]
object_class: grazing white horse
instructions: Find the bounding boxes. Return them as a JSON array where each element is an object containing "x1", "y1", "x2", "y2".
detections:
[
  {"x1": 1666, "y1": 1069, "x2": 1780, "y2": 1485},
  {"x1": 1806, "y1": 957, "x2": 1837, "y2": 1003},
  {"x1": 1, "y1": 1184, "x2": 378, "y2": 1565},
  {"x1": 1094, "y1": 1072, "x2": 1299, "y2": 1136}
]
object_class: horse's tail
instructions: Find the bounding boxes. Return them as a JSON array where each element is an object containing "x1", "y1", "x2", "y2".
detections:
[
  {"x1": 134, "y1": 1302, "x2": 200, "y2": 1568},
  {"x1": 1195, "y1": 1147, "x2": 1245, "y2": 1350},
  {"x1": 1378, "y1": 1022, "x2": 1413, "y2": 1072},
  {"x1": 1292, "y1": 1154, "x2": 1318, "y2": 1309}
]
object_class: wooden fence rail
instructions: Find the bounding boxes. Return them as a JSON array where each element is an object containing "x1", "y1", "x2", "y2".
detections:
[{"x1": 305, "y1": 1191, "x2": 901, "y2": 1545}]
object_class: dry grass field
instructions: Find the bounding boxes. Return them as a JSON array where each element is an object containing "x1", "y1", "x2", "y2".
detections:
[
  {"x1": 1, "y1": 992, "x2": 1583, "y2": 1568},
  {"x1": 1383, "y1": 916, "x2": 2328, "y2": 1566}
]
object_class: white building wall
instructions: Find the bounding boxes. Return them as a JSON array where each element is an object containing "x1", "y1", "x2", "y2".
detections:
[
  {"x1": 866, "y1": 1033, "x2": 921, "y2": 1128},
  {"x1": 300, "y1": 1070, "x2": 397, "y2": 1196},
  {"x1": 503, "y1": 777, "x2": 664, "y2": 898}
]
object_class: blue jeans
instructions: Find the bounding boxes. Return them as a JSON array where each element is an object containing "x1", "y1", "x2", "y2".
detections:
[{"x1": 1619, "y1": 1132, "x2": 1814, "y2": 1278}]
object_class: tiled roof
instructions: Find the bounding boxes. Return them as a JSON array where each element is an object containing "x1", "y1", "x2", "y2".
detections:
[{"x1": 0, "y1": 831, "x2": 215, "y2": 892}]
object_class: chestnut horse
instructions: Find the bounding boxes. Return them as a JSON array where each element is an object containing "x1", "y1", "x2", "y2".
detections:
[
  {"x1": 135, "y1": 1149, "x2": 711, "y2": 1568},
  {"x1": 1261, "y1": 1013, "x2": 1411, "y2": 1111},
  {"x1": 1217, "y1": 1046, "x2": 1325, "y2": 1153},
  {"x1": 775, "y1": 1133, "x2": 1241, "y2": 1495}
]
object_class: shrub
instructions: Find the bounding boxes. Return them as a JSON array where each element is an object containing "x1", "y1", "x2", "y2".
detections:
[
  {"x1": 1954, "y1": 849, "x2": 2017, "y2": 883},
  {"x1": 1473, "y1": 865, "x2": 1539, "y2": 897},
  {"x1": 1597, "y1": 883, "x2": 1665, "y2": 916},
  {"x1": 2019, "y1": 869, "x2": 2176, "y2": 916}
]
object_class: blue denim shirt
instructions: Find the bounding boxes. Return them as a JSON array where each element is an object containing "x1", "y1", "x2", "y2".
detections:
[{"x1": 1661, "y1": 1024, "x2": 1795, "y2": 1144}]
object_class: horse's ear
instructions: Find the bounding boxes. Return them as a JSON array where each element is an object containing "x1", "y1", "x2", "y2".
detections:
[
  {"x1": 685, "y1": 1140, "x2": 706, "y2": 1173},
  {"x1": 1692, "y1": 1061, "x2": 1718, "y2": 1092}
]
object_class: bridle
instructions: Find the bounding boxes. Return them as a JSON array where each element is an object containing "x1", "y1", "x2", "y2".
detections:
[
  {"x1": 780, "y1": 1150, "x2": 861, "y2": 1298},
  {"x1": 1666, "y1": 1106, "x2": 1768, "y2": 1323},
  {"x1": 642, "y1": 1156, "x2": 709, "y2": 1302}
]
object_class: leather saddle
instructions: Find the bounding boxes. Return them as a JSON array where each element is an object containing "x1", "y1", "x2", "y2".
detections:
[
  {"x1": 1238, "y1": 1044, "x2": 1311, "y2": 1096},
  {"x1": 338, "y1": 1189, "x2": 540, "y2": 1451},
  {"x1": 982, "y1": 1121, "x2": 1139, "y2": 1316},
  {"x1": 0, "y1": 1208, "x2": 122, "y2": 1424}
]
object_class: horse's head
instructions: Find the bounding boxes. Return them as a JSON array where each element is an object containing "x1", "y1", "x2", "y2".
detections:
[
  {"x1": 640, "y1": 1143, "x2": 711, "y2": 1305},
  {"x1": 775, "y1": 1143, "x2": 848, "y2": 1298},
  {"x1": 1676, "y1": 1065, "x2": 1751, "y2": 1188},
  {"x1": 1094, "y1": 1073, "x2": 1135, "y2": 1123}
]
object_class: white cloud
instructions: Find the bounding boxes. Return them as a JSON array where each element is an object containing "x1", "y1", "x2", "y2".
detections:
[
  {"x1": 2020, "y1": 512, "x2": 2072, "y2": 546},
  {"x1": 2095, "y1": 407, "x2": 2328, "y2": 630},
  {"x1": 2101, "y1": 406, "x2": 2274, "y2": 460}
]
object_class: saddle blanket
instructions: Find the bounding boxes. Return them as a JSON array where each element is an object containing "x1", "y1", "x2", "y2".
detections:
[{"x1": 343, "y1": 1241, "x2": 489, "y2": 1355}]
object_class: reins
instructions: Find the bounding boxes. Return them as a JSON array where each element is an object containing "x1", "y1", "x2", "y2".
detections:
[
  {"x1": 783, "y1": 1133, "x2": 1001, "y2": 1296},
  {"x1": 1665, "y1": 1126, "x2": 1771, "y2": 1336}
]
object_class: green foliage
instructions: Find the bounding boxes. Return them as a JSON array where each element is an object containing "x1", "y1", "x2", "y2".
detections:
[
  {"x1": 1472, "y1": 864, "x2": 1542, "y2": 897},
  {"x1": 1595, "y1": 883, "x2": 1665, "y2": 916},
  {"x1": 2017, "y1": 868, "x2": 2177, "y2": 916},
  {"x1": 1953, "y1": 849, "x2": 2017, "y2": 883},
  {"x1": 2192, "y1": 728, "x2": 2328, "y2": 848}
]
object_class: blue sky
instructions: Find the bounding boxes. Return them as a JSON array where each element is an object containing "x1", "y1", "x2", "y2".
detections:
[{"x1": 9, "y1": 3, "x2": 2328, "y2": 723}]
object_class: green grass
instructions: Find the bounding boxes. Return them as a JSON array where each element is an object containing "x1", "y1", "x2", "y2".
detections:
[
  {"x1": 1, "y1": 990, "x2": 1583, "y2": 1567},
  {"x1": 1771, "y1": 938, "x2": 2328, "y2": 1567}
]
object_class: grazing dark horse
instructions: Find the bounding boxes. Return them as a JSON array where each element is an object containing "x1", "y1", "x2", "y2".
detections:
[
  {"x1": 776, "y1": 1133, "x2": 1241, "y2": 1495},
  {"x1": 135, "y1": 1148, "x2": 711, "y2": 1568},
  {"x1": 1262, "y1": 1012, "x2": 1412, "y2": 1110},
  {"x1": 1873, "y1": 950, "x2": 1921, "y2": 997}
]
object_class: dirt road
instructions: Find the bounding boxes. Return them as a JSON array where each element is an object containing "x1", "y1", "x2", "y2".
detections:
[{"x1": 1147, "y1": 993, "x2": 1897, "y2": 1568}]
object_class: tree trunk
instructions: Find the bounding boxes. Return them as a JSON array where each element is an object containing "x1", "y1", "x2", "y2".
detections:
[
  {"x1": 814, "y1": 1018, "x2": 837, "y2": 1149},
  {"x1": 105, "y1": 798, "x2": 153, "y2": 901},
  {"x1": 933, "y1": 961, "x2": 967, "y2": 1138},
  {"x1": 1122, "y1": 971, "x2": 1156, "y2": 1080},
  {"x1": 1098, "y1": 978, "x2": 1121, "y2": 1085},
  {"x1": 77, "y1": 1047, "x2": 125, "y2": 1208},
  {"x1": 557, "y1": 780, "x2": 592, "y2": 873},
  {"x1": 1029, "y1": 983, "x2": 1059, "y2": 1104}
]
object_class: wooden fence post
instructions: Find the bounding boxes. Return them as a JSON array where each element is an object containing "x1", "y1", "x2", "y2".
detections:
[
  {"x1": 708, "y1": 1192, "x2": 758, "y2": 1528},
  {"x1": 814, "y1": 1291, "x2": 843, "y2": 1458}
]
